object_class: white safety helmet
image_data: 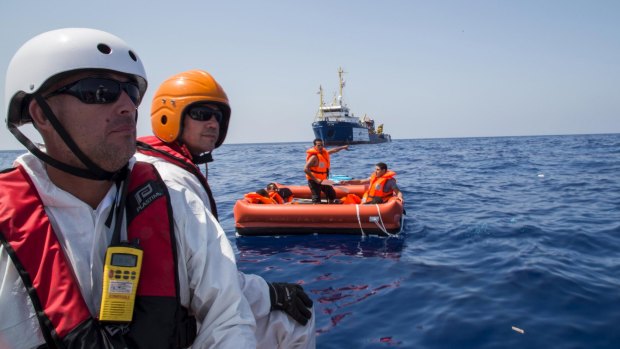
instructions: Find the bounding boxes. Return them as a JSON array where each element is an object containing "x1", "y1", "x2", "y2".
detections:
[{"x1": 5, "y1": 27, "x2": 148, "y2": 127}]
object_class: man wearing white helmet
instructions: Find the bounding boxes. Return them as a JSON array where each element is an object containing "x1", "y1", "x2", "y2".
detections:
[
  {"x1": 0, "y1": 29, "x2": 255, "y2": 348},
  {"x1": 136, "y1": 69, "x2": 316, "y2": 348}
]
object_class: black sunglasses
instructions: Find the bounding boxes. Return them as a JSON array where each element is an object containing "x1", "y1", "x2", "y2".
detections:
[
  {"x1": 186, "y1": 105, "x2": 223, "y2": 123},
  {"x1": 46, "y1": 77, "x2": 141, "y2": 105}
]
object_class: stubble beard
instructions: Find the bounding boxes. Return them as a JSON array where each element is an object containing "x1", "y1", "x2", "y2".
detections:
[{"x1": 96, "y1": 132, "x2": 137, "y2": 171}]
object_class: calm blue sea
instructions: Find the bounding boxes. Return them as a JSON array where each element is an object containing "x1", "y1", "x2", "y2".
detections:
[{"x1": 2, "y1": 133, "x2": 619, "y2": 348}]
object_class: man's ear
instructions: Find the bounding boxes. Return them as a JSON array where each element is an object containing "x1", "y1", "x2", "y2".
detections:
[{"x1": 28, "y1": 98, "x2": 50, "y2": 130}]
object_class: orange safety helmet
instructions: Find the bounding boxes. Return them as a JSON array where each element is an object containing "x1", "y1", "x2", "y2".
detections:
[{"x1": 151, "y1": 69, "x2": 231, "y2": 148}]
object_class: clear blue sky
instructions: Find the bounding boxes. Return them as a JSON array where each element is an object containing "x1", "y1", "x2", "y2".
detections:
[{"x1": 1, "y1": 0, "x2": 619, "y2": 150}]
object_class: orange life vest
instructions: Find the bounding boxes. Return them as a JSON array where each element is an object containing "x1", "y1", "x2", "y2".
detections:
[
  {"x1": 362, "y1": 170, "x2": 397, "y2": 203},
  {"x1": 244, "y1": 192, "x2": 277, "y2": 204},
  {"x1": 305, "y1": 147, "x2": 330, "y2": 180},
  {"x1": 269, "y1": 192, "x2": 285, "y2": 204},
  {"x1": 340, "y1": 193, "x2": 362, "y2": 205}
]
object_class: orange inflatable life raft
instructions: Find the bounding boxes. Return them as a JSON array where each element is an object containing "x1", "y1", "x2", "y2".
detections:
[{"x1": 233, "y1": 183, "x2": 404, "y2": 236}]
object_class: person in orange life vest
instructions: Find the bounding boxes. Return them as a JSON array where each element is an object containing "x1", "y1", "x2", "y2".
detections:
[
  {"x1": 345, "y1": 162, "x2": 404, "y2": 204},
  {"x1": 266, "y1": 182, "x2": 295, "y2": 204},
  {"x1": 304, "y1": 138, "x2": 349, "y2": 203},
  {"x1": 0, "y1": 29, "x2": 255, "y2": 348},
  {"x1": 244, "y1": 189, "x2": 278, "y2": 204},
  {"x1": 135, "y1": 70, "x2": 315, "y2": 348}
]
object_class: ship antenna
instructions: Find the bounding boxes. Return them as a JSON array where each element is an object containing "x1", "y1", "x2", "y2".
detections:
[{"x1": 318, "y1": 85, "x2": 324, "y2": 118}]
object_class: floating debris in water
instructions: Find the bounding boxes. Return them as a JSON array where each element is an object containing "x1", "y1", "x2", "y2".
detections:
[
  {"x1": 537, "y1": 173, "x2": 545, "y2": 178},
  {"x1": 375, "y1": 336, "x2": 402, "y2": 345},
  {"x1": 512, "y1": 326, "x2": 525, "y2": 334}
]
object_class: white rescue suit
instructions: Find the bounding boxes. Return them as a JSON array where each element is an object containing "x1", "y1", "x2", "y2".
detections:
[
  {"x1": 0, "y1": 154, "x2": 256, "y2": 348},
  {"x1": 136, "y1": 152, "x2": 316, "y2": 349}
]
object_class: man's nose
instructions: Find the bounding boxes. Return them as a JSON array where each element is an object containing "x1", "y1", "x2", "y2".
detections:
[{"x1": 116, "y1": 92, "x2": 139, "y2": 117}]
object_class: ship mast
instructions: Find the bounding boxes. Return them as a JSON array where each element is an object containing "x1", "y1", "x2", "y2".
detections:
[{"x1": 337, "y1": 66, "x2": 346, "y2": 106}]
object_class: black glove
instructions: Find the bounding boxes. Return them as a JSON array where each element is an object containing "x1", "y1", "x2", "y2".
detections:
[{"x1": 268, "y1": 282, "x2": 313, "y2": 326}]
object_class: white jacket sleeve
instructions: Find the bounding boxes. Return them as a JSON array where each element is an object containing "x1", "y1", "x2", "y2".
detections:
[
  {"x1": 139, "y1": 155, "x2": 274, "y2": 319},
  {"x1": 238, "y1": 271, "x2": 271, "y2": 318},
  {"x1": 138, "y1": 155, "x2": 317, "y2": 348},
  {"x1": 168, "y1": 185, "x2": 256, "y2": 348}
]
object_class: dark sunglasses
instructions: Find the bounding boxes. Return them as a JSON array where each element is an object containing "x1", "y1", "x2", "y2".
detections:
[
  {"x1": 46, "y1": 77, "x2": 141, "y2": 105},
  {"x1": 186, "y1": 105, "x2": 223, "y2": 123}
]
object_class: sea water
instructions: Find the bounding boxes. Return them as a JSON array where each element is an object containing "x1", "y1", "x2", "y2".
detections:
[{"x1": 1, "y1": 134, "x2": 619, "y2": 348}]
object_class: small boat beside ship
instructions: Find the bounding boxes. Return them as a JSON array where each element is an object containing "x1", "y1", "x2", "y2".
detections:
[
  {"x1": 233, "y1": 183, "x2": 404, "y2": 237},
  {"x1": 312, "y1": 67, "x2": 392, "y2": 146}
]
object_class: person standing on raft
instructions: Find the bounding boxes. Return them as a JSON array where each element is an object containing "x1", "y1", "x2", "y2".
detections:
[{"x1": 304, "y1": 139, "x2": 348, "y2": 204}]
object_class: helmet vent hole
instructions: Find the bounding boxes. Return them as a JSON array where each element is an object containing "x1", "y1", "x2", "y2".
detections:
[
  {"x1": 97, "y1": 43, "x2": 112, "y2": 54},
  {"x1": 128, "y1": 50, "x2": 137, "y2": 62},
  {"x1": 161, "y1": 115, "x2": 168, "y2": 125}
]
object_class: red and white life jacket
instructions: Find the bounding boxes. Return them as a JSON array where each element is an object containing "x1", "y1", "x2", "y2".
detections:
[
  {"x1": 137, "y1": 136, "x2": 218, "y2": 219},
  {"x1": 0, "y1": 162, "x2": 196, "y2": 348}
]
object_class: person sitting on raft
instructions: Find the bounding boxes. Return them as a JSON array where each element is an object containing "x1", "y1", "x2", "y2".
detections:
[
  {"x1": 340, "y1": 162, "x2": 404, "y2": 204},
  {"x1": 266, "y1": 183, "x2": 294, "y2": 204},
  {"x1": 244, "y1": 184, "x2": 295, "y2": 204},
  {"x1": 244, "y1": 189, "x2": 277, "y2": 204}
]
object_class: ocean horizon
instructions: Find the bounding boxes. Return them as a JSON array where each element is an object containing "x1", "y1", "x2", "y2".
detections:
[{"x1": 1, "y1": 132, "x2": 618, "y2": 152}]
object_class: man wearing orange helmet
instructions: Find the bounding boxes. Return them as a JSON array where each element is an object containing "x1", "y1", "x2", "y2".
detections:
[{"x1": 136, "y1": 69, "x2": 316, "y2": 348}]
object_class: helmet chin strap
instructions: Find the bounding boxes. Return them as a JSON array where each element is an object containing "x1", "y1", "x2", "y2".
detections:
[
  {"x1": 175, "y1": 140, "x2": 214, "y2": 165},
  {"x1": 192, "y1": 152, "x2": 213, "y2": 164},
  {"x1": 8, "y1": 94, "x2": 127, "y2": 181}
]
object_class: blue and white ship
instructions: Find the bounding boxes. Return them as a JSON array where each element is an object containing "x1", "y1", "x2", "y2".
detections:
[{"x1": 312, "y1": 67, "x2": 391, "y2": 146}]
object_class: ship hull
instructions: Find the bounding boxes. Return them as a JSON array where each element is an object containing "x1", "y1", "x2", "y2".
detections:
[{"x1": 312, "y1": 121, "x2": 391, "y2": 146}]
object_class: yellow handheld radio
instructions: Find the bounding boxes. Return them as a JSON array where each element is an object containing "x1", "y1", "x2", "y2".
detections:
[{"x1": 99, "y1": 242, "x2": 143, "y2": 322}]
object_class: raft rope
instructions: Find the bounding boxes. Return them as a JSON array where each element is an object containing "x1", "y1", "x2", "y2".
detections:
[
  {"x1": 355, "y1": 204, "x2": 366, "y2": 236},
  {"x1": 372, "y1": 204, "x2": 389, "y2": 235},
  {"x1": 375, "y1": 204, "x2": 401, "y2": 237},
  {"x1": 356, "y1": 204, "x2": 399, "y2": 237}
]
